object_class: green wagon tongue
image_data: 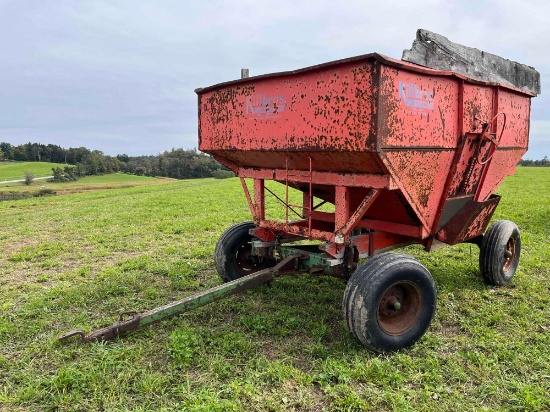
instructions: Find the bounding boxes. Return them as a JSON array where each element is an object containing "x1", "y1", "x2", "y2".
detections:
[{"x1": 58, "y1": 254, "x2": 304, "y2": 344}]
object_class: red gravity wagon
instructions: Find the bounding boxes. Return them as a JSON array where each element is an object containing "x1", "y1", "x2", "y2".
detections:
[
  {"x1": 196, "y1": 30, "x2": 540, "y2": 352},
  {"x1": 62, "y1": 30, "x2": 540, "y2": 353}
]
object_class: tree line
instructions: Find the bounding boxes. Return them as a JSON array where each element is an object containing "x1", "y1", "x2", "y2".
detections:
[
  {"x1": 119, "y1": 148, "x2": 232, "y2": 179},
  {"x1": 0, "y1": 142, "x2": 124, "y2": 176},
  {"x1": 0, "y1": 142, "x2": 232, "y2": 179},
  {"x1": 518, "y1": 156, "x2": 550, "y2": 167}
]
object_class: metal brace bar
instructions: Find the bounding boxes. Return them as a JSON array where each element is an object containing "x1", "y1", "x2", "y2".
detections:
[
  {"x1": 336, "y1": 189, "x2": 381, "y2": 238},
  {"x1": 264, "y1": 186, "x2": 303, "y2": 219}
]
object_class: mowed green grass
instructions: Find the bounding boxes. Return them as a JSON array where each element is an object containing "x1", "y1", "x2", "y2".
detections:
[
  {"x1": 0, "y1": 161, "x2": 67, "y2": 181},
  {"x1": 0, "y1": 168, "x2": 549, "y2": 411}
]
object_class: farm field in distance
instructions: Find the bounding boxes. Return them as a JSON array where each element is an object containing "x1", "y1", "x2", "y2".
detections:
[
  {"x1": 0, "y1": 167, "x2": 549, "y2": 411},
  {"x1": 0, "y1": 161, "x2": 67, "y2": 182},
  {"x1": 0, "y1": 172, "x2": 173, "y2": 197}
]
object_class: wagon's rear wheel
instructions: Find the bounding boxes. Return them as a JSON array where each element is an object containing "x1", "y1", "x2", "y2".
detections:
[
  {"x1": 479, "y1": 220, "x2": 521, "y2": 286},
  {"x1": 215, "y1": 222, "x2": 274, "y2": 282},
  {"x1": 343, "y1": 253, "x2": 437, "y2": 353}
]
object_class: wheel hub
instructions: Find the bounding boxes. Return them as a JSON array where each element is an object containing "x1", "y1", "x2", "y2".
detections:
[
  {"x1": 377, "y1": 281, "x2": 423, "y2": 336},
  {"x1": 234, "y1": 242, "x2": 270, "y2": 276},
  {"x1": 503, "y1": 237, "x2": 516, "y2": 272}
]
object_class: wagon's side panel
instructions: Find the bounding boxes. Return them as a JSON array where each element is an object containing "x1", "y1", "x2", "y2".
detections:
[
  {"x1": 473, "y1": 89, "x2": 530, "y2": 201},
  {"x1": 443, "y1": 84, "x2": 530, "y2": 205},
  {"x1": 377, "y1": 65, "x2": 460, "y2": 149},
  {"x1": 496, "y1": 89, "x2": 530, "y2": 148},
  {"x1": 198, "y1": 60, "x2": 384, "y2": 174},
  {"x1": 375, "y1": 64, "x2": 459, "y2": 232},
  {"x1": 462, "y1": 85, "x2": 495, "y2": 136}
]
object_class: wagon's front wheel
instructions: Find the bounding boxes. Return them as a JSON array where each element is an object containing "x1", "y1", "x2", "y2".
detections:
[
  {"x1": 479, "y1": 220, "x2": 521, "y2": 286},
  {"x1": 214, "y1": 222, "x2": 274, "y2": 282},
  {"x1": 343, "y1": 253, "x2": 437, "y2": 353}
]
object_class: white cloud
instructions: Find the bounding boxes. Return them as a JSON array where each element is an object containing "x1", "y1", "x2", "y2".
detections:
[{"x1": 530, "y1": 120, "x2": 550, "y2": 141}]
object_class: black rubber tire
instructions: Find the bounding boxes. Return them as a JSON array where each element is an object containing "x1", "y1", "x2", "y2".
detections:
[
  {"x1": 343, "y1": 253, "x2": 437, "y2": 353},
  {"x1": 214, "y1": 222, "x2": 273, "y2": 282},
  {"x1": 479, "y1": 220, "x2": 521, "y2": 286}
]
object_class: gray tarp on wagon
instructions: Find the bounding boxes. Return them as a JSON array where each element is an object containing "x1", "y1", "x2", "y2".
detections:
[{"x1": 402, "y1": 29, "x2": 541, "y2": 95}]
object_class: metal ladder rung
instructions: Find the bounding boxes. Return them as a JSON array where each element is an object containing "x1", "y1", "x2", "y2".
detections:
[{"x1": 284, "y1": 158, "x2": 313, "y2": 237}]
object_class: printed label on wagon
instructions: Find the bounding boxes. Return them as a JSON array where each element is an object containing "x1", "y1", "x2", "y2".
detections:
[
  {"x1": 245, "y1": 94, "x2": 287, "y2": 119},
  {"x1": 398, "y1": 82, "x2": 434, "y2": 113}
]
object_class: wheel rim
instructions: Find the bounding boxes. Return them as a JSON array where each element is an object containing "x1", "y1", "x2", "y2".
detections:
[
  {"x1": 503, "y1": 237, "x2": 516, "y2": 272},
  {"x1": 234, "y1": 241, "x2": 270, "y2": 276},
  {"x1": 377, "y1": 281, "x2": 423, "y2": 336}
]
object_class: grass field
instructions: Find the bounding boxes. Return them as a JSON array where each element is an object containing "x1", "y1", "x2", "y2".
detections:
[
  {"x1": 0, "y1": 173, "x2": 172, "y2": 196},
  {"x1": 0, "y1": 168, "x2": 549, "y2": 411},
  {"x1": 77, "y1": 174, "x2": 159, "y2": 183},
  {"x1": 0, "y1": 161, "x2": 67, "y2": 181}
]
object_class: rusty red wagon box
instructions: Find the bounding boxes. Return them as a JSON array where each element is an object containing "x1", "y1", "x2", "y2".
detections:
[
  {"x1": 62, "y1": 31, "x2": 539, "y2": 353},
  {"x1": 197, "y1": 53, "x2": 533, "y2": 252}
]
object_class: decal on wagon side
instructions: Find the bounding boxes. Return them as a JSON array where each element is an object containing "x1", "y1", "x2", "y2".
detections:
[
  {"x1": 246, "y1": 94, "x2": 287, "y2": 119},
  {"x1": 398, "y1": 82, "x2": 434, "y2": 113}
]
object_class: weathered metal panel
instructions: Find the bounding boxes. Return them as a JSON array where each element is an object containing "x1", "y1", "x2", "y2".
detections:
[
  {"x1": 497, "y1": 89, "x2": 531, "y2": 148},
  {"x1": 379, "y1": 150, "x2": 455, "y2": 232},
  {"x1": 377, "y1": 65, "x2": 459, "y2": 148},
  {"x1": 462, "y1": 85, "x2": 495, "y2": 136},
  {"x1": 199, "y1": 58, "x2": 387, "y2": 175},
  {"x1": 199, "y1": 60, "x2": 376, "y2": 155},
  {"x1": 436, "y1": 195, "x2": 500, "y2": 245},
  {"x1": 375, "y1": 63, "x2": 461, "y2": 233},
  {"x1": 446, "y1": 85, "x2": 530, "y2": 201}
]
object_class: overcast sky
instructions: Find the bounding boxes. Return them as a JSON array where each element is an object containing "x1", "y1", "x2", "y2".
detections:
[{"x1": 0, "y1": 0, "x2": 548, "y2": 158}]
